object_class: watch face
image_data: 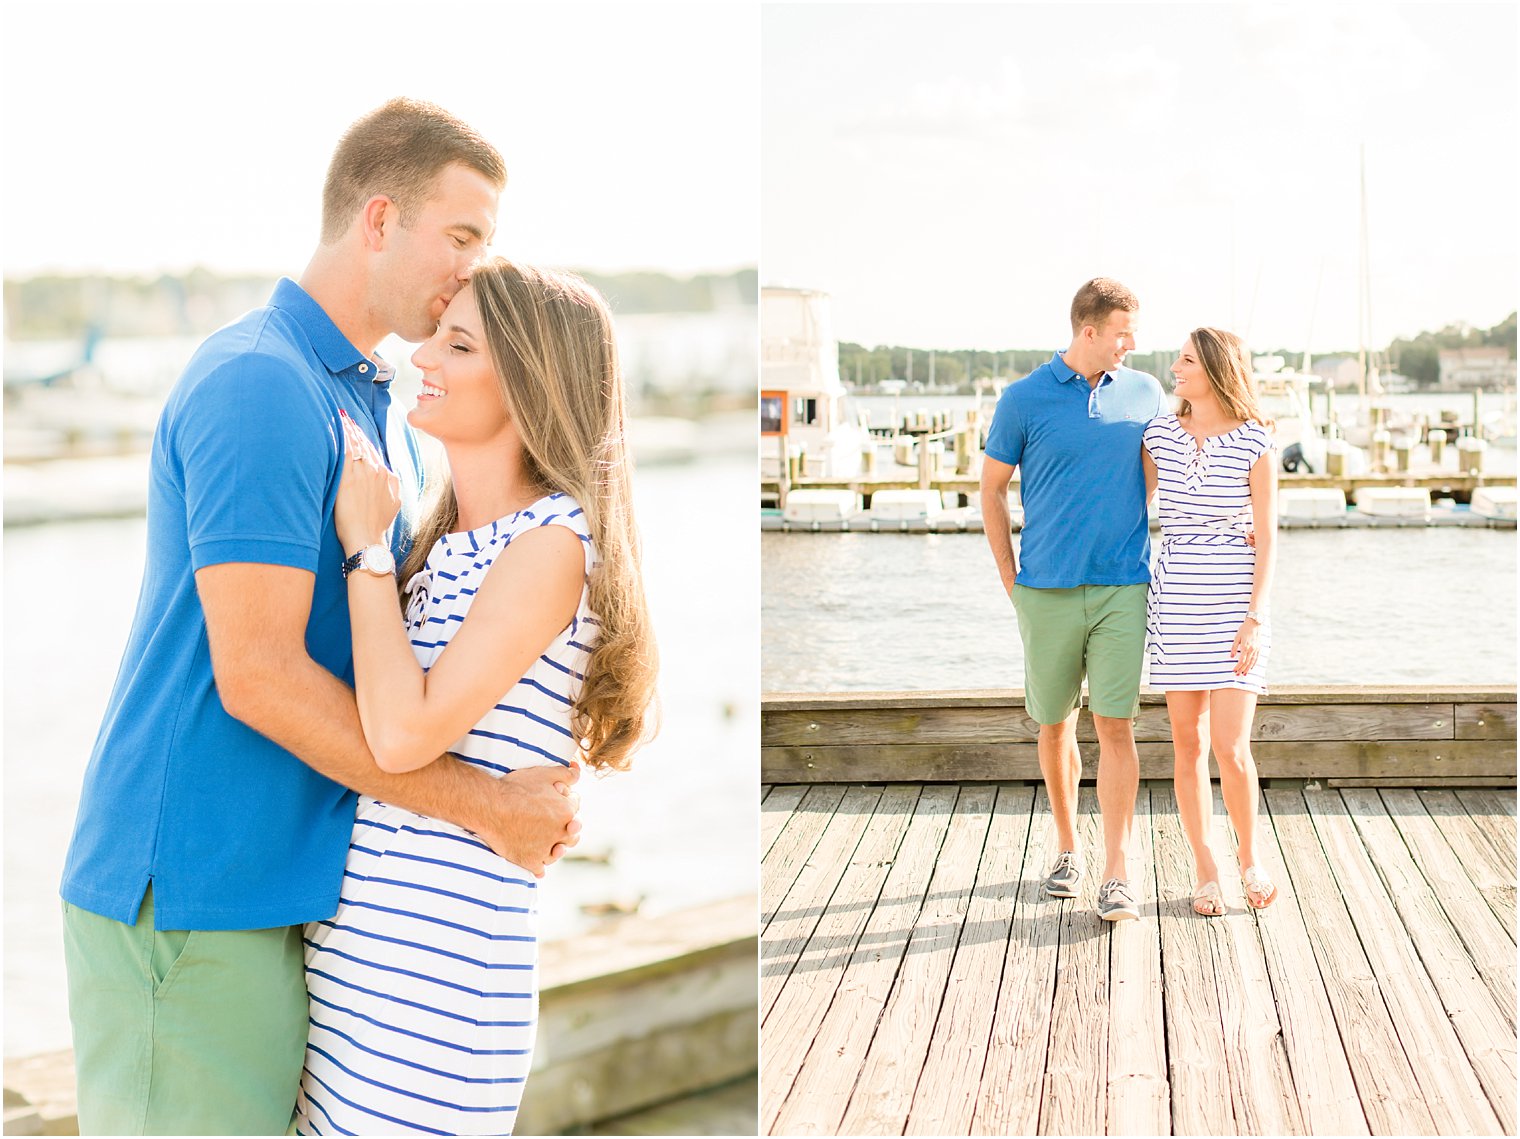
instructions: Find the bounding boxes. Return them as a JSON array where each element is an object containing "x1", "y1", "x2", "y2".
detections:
[{"x1": 364, "y1": 545, "x2": 396, "y2": 575}]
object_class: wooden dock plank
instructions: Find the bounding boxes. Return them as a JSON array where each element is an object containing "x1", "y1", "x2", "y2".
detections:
[
  {"x1": 1152, "y1": 782, "x2": 1236, "y2": 1136},
  {"x1": 762, "y1": 687, "x2": 1515, "y2": 711},
  {"x1": 1379, "y1": 790, "x2": 1516, "y2": 1014},
  {"x1": 1455, "y1": 786, "x2": 1517, "y2": 819},
  {"x1": 1254, "y1": 794, "x2": 1371, "y2": 1136},
  {"x1": 762, "y1": 784, "x2": 847, "y2": 929},
  {"x1": 760, "y1": 785, "x2": 921, "y2": 1124},
  {"x1": 1210, "y1": 789, "x2": 1305, "y2": 1137},
  {"x1": 756, "y1": 784, "x2": 912, "y2": 1131},
  {"x1": 763, "y1": 785, "x2": 920, "y2": 1023},
  {"x1": 1264, "y1": 790, "x2": 1438, "y2": 1136},
  {"x1": 1038, "y1": 787, "x2": 1110, "y2": 1137},
  {"x1": 1326, "y1": 776, "x2": 1517, "y2": 788},
  {"x1": 767, "y1": 785, "x2": 958, "y2": 1136},
  {"x1": 1252, "y1": 703, "x2": 1455, "y2": 741},
  {"x1": 969, "y1": 785, "x2": 1062, "y2": 1136},
  {"x1": 1105, "y1": 784, "x2": 1169, "y2": 1137},
  {"x1": 761, "y1": 738, "x2": 1513, "y2": 784},
  {"x1": 1456, "y1": 701, "x2": 1518, "y2": 740},
  {"x1": 1450, "y1": 786, "x2": 1519, "y2": 868},
  {"x1": 764, "y1": 703, "x2": 1459, "y2": 747},
  {"x1": 1340, "y1": 788, "x2": 1516, "y2": 1131},
  {"x1": 1418, "y1": 789, "x2": 1517, "y2": 937},
  {"x1": 904, "y1": 785, "x2": 1034, "y2": 1136},
  {"x1": 1302, "y1": 789, "x2": 1502, "y2": 1135},
  {"x1": 839, "y1": 786, "x2": 996, "y2": 1135},
  {"x1": 762, "y1": 785, "x2": 884, "y2": 1002},
  {"x1": 761, "y1": 784, "x2": 809, "y2": 859}
]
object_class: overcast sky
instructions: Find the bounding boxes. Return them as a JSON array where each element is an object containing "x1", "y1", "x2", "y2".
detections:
[
  {"x1": 2, "y1": 2, "x2": 757, "y2": 278},
  {"x1": 763, "y1": 2, "x2": 1517, "y2": 353}
]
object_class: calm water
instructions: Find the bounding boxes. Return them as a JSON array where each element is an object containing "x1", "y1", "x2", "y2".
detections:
[
  {"x1": 762, "y1": 528, "x2": 1516, "y2": 691},
  {"x1": 4, "y1": 453, "x2": 759, "y2": 1057}
]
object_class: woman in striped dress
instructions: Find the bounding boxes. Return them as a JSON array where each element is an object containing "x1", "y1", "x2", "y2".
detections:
[
  {"x1": 294, "y1": 259, "x2": 657, "y2": 1135},
  {"x1": 1142, "y1": 327, "x2": 1279, "y2": 918}
]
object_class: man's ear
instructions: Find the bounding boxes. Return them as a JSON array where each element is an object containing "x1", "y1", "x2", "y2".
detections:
[{"x1": 360, "y1": 195, "x2": 394, "y2": 251}]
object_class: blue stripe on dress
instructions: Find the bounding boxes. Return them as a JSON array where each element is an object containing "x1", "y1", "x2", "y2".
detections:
[
  {"x1": 347, "y1": 844, "x2": 538, "y2": 886},
  {"x1": 309, "y1": 1021, "x2": 530, "y2": 1081},
  {"x1": 300, "y1": 1065, "x2": 459, "y2": 1134},
  {"x1": 307, "y1": 967, "x2": 534, "y2": 1027},
  {"x1": 493, "y1": 704, "x2": 575, "y2": 738},
  {"x1": 309, "y1": 920, "x2": 535, "y2": 970},
  {"x1": 296, "y1": 1089, "x2": 351, "y2": 1135},
  {"x1": 353, "y1": 817, "x2": 494, "y2": 853},
  {"x1": 341, "y1": 871, "x2": 536, "y2": 909},
  {"x1": 308, "y1": 992, "x2": 532, "y2": 1055},
  {"x1": 305, "y1": 942, "x2": 534, "y2": 1000},
  {"x1": 333, "y1": 898, "x2": 534, "y2": 942},
  {"x1": 463, "y1": 729, "x2": 572, "y2": 766}
]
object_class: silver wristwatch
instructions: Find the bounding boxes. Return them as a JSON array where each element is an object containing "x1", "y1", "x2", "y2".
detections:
[
  {"x1": 1244, "y1": 608, "x2": 1267, "y2": 625},
  {"x1": 342, "y1": 543, "x2": 396, "y2": 580}
]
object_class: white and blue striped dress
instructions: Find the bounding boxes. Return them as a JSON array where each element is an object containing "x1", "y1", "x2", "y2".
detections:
[
  {"x1": 1144, "y1": 415, "x2": 1272, "y2": 693},
  {"x1": 295, "y1": 492, "x2": 595, "y2": 1136}
]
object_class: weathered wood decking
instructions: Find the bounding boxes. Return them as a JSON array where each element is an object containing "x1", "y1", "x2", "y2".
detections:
[
  {"x1": 759, "y1": 687, "x2": 1517, "y2": 1137},
  {"x1": 761, "y1": 780, "x2": 1516, "y2": 1136}
]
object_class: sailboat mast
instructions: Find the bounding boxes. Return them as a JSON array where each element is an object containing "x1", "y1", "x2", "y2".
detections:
[{"x1": 1357, "y1": 144, "x2": 1368, "y2": 400}]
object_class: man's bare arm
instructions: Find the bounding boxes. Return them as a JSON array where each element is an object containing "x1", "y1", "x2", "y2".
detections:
[
  {"x1": 197, "y1": 561, "x2": 579, "y2": 876},
  {"x1": 980, "y1": 456, "x2": 1020, "y2": 594}
]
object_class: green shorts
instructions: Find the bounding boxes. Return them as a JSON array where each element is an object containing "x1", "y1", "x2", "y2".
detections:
[
  {"x1": 63, "y1": 886, "x2": 307, "y2": 1135},
  {"x1": 1010, "y1": 583, "x2": 1147, "y2": 724}
]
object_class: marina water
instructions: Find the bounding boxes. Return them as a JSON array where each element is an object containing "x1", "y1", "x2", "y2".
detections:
[{"x1": 763, "y1": 528, "x2": 1516, "y2": 692}]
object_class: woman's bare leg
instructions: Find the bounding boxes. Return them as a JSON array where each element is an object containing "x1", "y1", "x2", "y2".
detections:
[
  {"x1": 1209, "y1": 688, "x2": 1262, "y2": 874},
  {"x1": 1166, "y1": 690, "x2": 1218, "y2": 886}
]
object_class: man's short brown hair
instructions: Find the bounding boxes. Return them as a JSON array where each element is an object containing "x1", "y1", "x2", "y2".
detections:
[
  {"x1": 321, "y1": 98, "x2": 507, "y2": 243},
  {"x1": 1070, "y1": 278, "x2": 1139, "y2": 334}
]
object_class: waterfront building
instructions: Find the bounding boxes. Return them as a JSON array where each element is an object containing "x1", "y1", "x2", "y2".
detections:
[{"x1": 1439, "y1": 346, "x2": 1516, "y2": 391}]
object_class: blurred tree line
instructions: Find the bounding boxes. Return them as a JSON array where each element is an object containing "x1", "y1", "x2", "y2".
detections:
[
  {"x1": 4, "y1": 267, "x2": 757, "y2": 339},
  {"x1": 1384, "y1": 311, "x2": 1516, "y2": 387},
  {"x1": 841, "y1": 310, "x2": 1517, "y2": 392},
  {"x1": 837, "y1": 343, "x2": 1053, "y2": 389}
]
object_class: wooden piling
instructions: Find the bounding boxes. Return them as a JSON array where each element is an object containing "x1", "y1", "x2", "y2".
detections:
[{"x1": 1429, "y1": 429, "x2": 1447, "y2": 464}]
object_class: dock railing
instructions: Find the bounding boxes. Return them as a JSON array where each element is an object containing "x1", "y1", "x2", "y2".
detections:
[{"x1": 762, "y1": 686, "x2": 1517, "y2": 786}]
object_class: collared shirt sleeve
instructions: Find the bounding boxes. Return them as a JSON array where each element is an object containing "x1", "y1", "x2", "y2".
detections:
[
  {"x1": 176, "y1": 355, "x2": 337, "y2": 572},
  {"x1": 983, "y1": 386, "x2": 1025, "y2": 467}
]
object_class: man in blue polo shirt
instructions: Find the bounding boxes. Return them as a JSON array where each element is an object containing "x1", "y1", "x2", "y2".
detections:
[
  {"x1": 60, "y1": 99, "x2": 582, "y2": 1134},
  {"x1": 980, "y1": 278, "x2": 1167, "y2": 922}
]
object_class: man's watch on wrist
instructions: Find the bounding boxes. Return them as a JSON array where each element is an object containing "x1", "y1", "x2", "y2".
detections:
[{"x1": 342, "y1": 543, "x2": 396, "y2": 580}]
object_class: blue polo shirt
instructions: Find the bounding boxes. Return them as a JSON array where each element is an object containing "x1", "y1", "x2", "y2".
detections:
[
  {"x1": 61, "y1": 278, "x2": 404, "y2": 931},
  {"x1": 985, "y1": 351, "x2": 1167, "y2": 589}
]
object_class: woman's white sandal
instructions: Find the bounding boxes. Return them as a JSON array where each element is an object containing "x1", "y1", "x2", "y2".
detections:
[
  {"x1": 1192, "y1": 880, "x2": 1225, "y2": 917},
  {"x1": 1243, "y1": 866, "x2": 1278, "y2": 910}
]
